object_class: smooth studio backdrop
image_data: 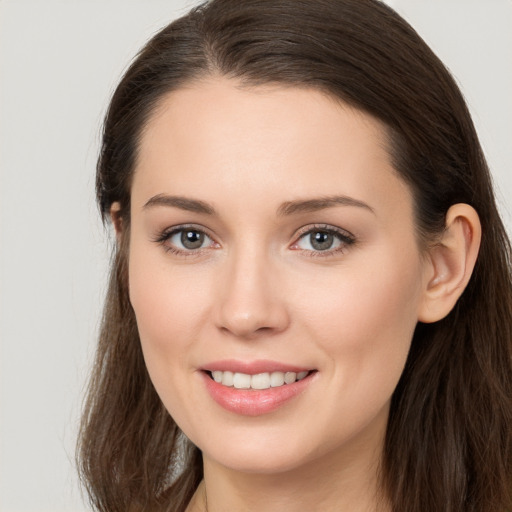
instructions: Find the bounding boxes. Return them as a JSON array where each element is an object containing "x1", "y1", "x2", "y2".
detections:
[{"x1": 1, "y1": 1, "x2": 511, "y2": 511}]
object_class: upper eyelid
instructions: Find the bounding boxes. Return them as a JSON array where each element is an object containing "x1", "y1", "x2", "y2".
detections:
[
  {"x1": 293, "y1": 224, "x2": 355, "y2": 241},
  {"x1": 155, "y1": 223, "x2": 216, "y2": 240}
]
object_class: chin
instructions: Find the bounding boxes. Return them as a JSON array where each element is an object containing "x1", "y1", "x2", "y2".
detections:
[
  {"x1": 205, "y1": 447, "x2": 312, "y2": 475},
  {"x1": 196, "y1": 424, "x2": 336, "y2": 476}
]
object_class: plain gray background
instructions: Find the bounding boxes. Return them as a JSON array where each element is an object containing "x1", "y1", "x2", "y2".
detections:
[{"x1": 1, "y1": 1, "x2": 511, "y2": 510}]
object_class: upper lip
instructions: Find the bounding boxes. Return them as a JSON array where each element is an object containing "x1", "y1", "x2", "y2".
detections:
[{"x1": 201, "y1": 359, "x2": 314, "y2": 375}]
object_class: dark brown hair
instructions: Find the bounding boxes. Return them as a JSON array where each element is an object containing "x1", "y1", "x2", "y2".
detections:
[{"x1": 78, "y1": 1, "x2": 512, "y2": 511}]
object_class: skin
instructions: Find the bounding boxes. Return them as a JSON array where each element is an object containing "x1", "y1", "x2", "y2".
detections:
[{"x1": 121, "y1": 77, "x2": 481, "y2": 512}]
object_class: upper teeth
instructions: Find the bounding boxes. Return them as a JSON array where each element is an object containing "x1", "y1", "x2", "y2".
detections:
[{"x1": 211, "y1": 370, "x2": 309, "y2": 390}]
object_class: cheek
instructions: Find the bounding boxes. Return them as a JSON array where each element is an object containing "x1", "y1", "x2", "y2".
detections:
[
  {"x1": 127, "y1": 243, "x2": 212, "y2": 422},
  {"x1": 297, "y1": 249, "x2": 423, "y2": 382},
  {"x1": 127, "y1": 242, "x2": 208, "y2": 365},
  {"x1": 296, "y1": 260, "x2": 423, "y2": 444}
]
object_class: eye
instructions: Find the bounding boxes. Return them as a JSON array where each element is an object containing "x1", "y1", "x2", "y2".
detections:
[
  {"x1": 299, "y1": 231, "x2": 339, "y2": 251},
  {"x1": 154, "y1": 225, "x2": 218, "y2": 254},
  {"x1": 292, "y1": 225, "x2": 355, "y2": 255},
  {"x1": 170, "y1": 229, "x2": 209, "y2": 250}
]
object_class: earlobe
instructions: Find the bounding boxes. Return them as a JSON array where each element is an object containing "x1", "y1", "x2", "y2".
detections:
[
  {"x1": 110, "y1": 202, "x2": 123, "y2": 241},
  {"x1": 418, "y1": 203, "x2": 481, "y2": 323}
]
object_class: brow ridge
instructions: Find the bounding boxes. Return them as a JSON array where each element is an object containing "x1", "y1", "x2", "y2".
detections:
[
  {"x1": 277, "y1": 195, "x2": 374, "y2": 216},
  {"x1": 143, "y1": 194, "x2": 216, "y2": 215},
  {"x1": 143, "y1": 193, "x2": 373, "y2": 217}
]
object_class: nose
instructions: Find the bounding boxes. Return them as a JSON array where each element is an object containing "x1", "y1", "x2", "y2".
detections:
[{"x1": 214, "y1": 248, "x2": 290, "y2": 339}]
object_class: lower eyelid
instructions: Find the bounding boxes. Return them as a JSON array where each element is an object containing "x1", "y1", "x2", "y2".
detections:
[{"x1": 295, "y1": 240, "x2": 350, "y2": 254}]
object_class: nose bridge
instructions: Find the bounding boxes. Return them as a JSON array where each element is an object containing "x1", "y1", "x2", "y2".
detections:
[{"x1": 216, "y1": 239, "x2": 289, "y2": 338}]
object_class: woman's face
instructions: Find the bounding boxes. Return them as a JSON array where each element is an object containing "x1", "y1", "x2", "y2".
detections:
[{"x1": 128, "y1": 78, "x2": 431, "y2": 474}]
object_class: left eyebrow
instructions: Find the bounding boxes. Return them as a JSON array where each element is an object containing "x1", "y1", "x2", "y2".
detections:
[
  {"x1": 143, "y1": 194, "x2": 217, "y2": 215},
  {"x1": 277, "y1": 195, "x2": 375, "y2": 216}
]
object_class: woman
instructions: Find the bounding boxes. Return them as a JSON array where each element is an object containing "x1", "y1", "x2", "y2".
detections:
[{"x1": 78, "y1": 1, "x2": 512, "y2": 511}]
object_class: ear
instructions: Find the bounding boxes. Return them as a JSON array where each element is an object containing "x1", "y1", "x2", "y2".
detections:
[
  {"x1": 418, "y1": 203, "x2": 481, "y2": 323},
  {"x1": 110, "y1": 202, "x2": 123, "y2": 241}
]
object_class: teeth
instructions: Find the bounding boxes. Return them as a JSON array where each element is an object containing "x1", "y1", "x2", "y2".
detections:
[
  {"x1": 233, "y1": 372, "x2": 251, "y2": 389},
  {"x1": 222, "y1": 371, "x2": 234, "y2": 387},
  {"x1": 284, "y1": 371, "x2": 296, "y2": 384},
  {"x1": 251, "y1": 373, "x2": 271, "y2": 390},
  {"x1": 270, "y1": 371, "x2": 285, "y2": 387},
  {"x1": 210, "y1": 370, "x2": 310, "y2": 390}
]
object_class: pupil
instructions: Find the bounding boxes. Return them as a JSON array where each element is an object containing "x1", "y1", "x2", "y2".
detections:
[
  {"x1": 311, "y1": 231, "x2": 333, "y2": 251},
  {"x1": 181, "y1": 230, "x2": 204, "y2": 249}
]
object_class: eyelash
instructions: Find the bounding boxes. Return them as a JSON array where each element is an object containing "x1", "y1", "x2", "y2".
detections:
[
  {"x1": 291, "y1": 224, "x2": 356, "y2": 257},
  {"x1": 152, "y1": 224, "x2": 217, "y2": 257},
  {"x1": 153, "y1": 223, "x2": 356, "y2": 258}
]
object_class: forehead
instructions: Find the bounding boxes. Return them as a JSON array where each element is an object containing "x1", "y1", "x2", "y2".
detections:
[
  {"x1": 132, "y1": 77, "x2": 412, "y2": 220},
  {"x1": 139, "y1": 78, "x2": 391, "y2": 163}
]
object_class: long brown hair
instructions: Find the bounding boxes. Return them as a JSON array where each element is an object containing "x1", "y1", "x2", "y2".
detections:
[{"x1": 78, "y1": 1, "x2": 512, "y2": 510}]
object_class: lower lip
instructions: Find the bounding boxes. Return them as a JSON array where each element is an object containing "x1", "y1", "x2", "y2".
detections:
[{"x1": 201, "y1": 371, "x2": 315, "y2": 416}]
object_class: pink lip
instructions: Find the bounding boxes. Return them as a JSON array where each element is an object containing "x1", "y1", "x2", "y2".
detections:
[
  {"x1": 199, "y1": 361, "x2": 316, "y2": 416},
  {"x1": 202, "y1": 359, "x2": 311, "y2": 374}
]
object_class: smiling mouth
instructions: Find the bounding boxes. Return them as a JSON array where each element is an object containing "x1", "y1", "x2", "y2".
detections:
[{"x1": 206, "y1": 370, "x2": 314, "y2": 390}]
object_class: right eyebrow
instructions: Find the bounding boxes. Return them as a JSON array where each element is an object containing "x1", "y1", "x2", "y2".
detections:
[{"x1": 142, "y1": 194, "x2": 217, "y2": 215}]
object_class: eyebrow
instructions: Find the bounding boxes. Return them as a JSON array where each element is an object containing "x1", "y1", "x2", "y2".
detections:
[
  {"x1": 277, "y1": 195, "x2": 375, "y2": 216},
  {"x1": 143, "y1": 194, "x2": 217, "y2": 215},
  {"x1": 142, "y1": 193, "x2": 374, "y2": 217}
]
